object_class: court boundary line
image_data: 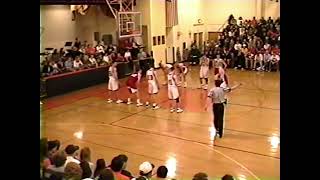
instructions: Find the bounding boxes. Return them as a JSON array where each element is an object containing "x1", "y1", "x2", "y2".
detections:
[
  {"x1": 196, "y1": 143, "x2": 262, "y2": 180},
  {"x1": 109, "y1": 123, "x2": 280, "y2": 159},
  {"x1": 129, "y1": 113, "x2": 279, "y2": 138}
]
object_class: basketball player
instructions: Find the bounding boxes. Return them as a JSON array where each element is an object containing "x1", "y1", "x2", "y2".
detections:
[
  {"x1": 214, "y1": 54, "x2": 229, "y2": 86},
  {"x1": 146, "y1": 65, "x2": 160, "y2": 110},
  {"x1": 126, "y1": 69, "x2": 143, "y2": 106},
  {"x1": 199, "y1": 55, "x2": 210, "y2": 90},
  {"x1": 159, "y1": 61, "x2": 173, "y2": 85},
  {"x1": 178, "y1": 62, "x2": 189, "y2": 88},
  {"x1": 168, "y1": 67, "x2": 183, "y2": 113},
  {"x1": 107, "y1": 62, "x2": 123, "y2": 103}
]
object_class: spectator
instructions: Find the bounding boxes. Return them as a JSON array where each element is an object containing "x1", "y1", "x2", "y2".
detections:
[
  {"x1": 138, "y1": 161, "x2": 154, "y2": 180},
  {"x1": 155, "y1": 166, "x2": 168, "y2": 180},
  {"x1": 116, "y1": 53, "x2": 125, "y2": 62},
  {"x1": 64, "y1": 162, "x2": 83, "y2": 180},
  {"x1": 44, "y1": 151, "x2": 67, "y2": 179},
  {"x1": 117, "y1": 154, "x2": 134, "y2": 179},
  {"x1": 68, "y1": 46, "x2": 82, "y2": 59},
  {"x1": 107, "y1": 45, "x2": 115, "y2": 54},
  {"x1": 98, "y1": 169, "x2": 114, "y2": 180},
  {"x1": 73, "y1": 56, "x2": 84, "y2": 70},
  {"x1": 42, "y1": 60, "x2": 54, "y2": 77},
  {"x1": 124, "y1": 49, "x2": 132, "y2": 61},
  {"x1": 40, "y1": 138, "x2": 50, "y2": 170},
  {"x1": 86, "y1": 44, "x2": 96, "y2": 55},
  {"x1": 88, "y1": 55, "x2": 98, "y2": 67},
  {"x1": 254, "y1": 52, "x2": 264, "y2": 71},
  {"x1": 234, "y1": 51, "x2": 245, "y2": 70},
  {"x1": 80, "y1": 147, "x2": 95, "y2": 176},
  {"x1": 47, "y1": 140, "x2": 61, "y2": 161},
  {"x1": 50, "y1": 61, "x2": 61, "y2": 75},
  {"x1": 80, "y1": 161, "x2": 93, "y2": 179},
  {"x1": 110, "y1": 156, "x2": 130, "y2": 180},
  {"x1": 234, "y1": 41, "x2": 242, "y2": 51},
  {"x1": 96, "y1": 54, "x2": 104, "y2": 65},
  {"x1": 103, "y1": 53, "x2": 111, "y2": 65},
  {"x1": 65, "y1": 144, "x2": 80, "y2": 164},
  {"x1": 263, "y1": 51, "x2": 272, "y2": 72},
  {"x1": 96, "y1": 43, "x2": 105, "y2": 55},
  {"x1": 270, "y1": 52, "x2": 280, "y2": 71},
  {"x1": 57, "y1": 59, "x2": 65, "y2": 72},
  {"x1": 65, "y1": 57, "x2": 74, "y2": 72},
  {"x1": 94, "y1": 159, "x2": 107, "y2": 178},
  {"x1": 74, "y1": 38, "x2": 81, "y2": 49},
  {"x1": 245, "y1": 52, "x2": 255, "y2": 70},
  {"x1": 137, "y1": 49, "x2": 147, "y2": 60},
  {"x1": 221, "y1": 174, "x2": 234, "y2": 180},
  {"x1": 264, "y1": 41, "x2": 271, "y2": 51},
  {"x1": 192, "y1": 172, "x2": 208, "y2": 180},
  {"x1": 79, "y1": 45, "x2": 86, "y2": 54},
  {"x1": 51, "y1": 49, "x2": 60, "y2": 62}
]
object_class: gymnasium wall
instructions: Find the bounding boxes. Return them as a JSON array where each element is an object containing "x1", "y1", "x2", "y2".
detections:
[
  {"x1": 204, "y1": 0, "x2": 258, "y2": 32},
  {"x1": 40, "y1": 5, "x2": 76, "y2": 52},
  {"x1": 40, "y1": 5, "x2": 117, "y2": 51},
  {"x1": 174, "y1": 0, "x2": 205, "y2": 50},
  {"x1": 149, "y1": 0, "x2": 166, "y2": 67},
  {"x1": 263, "y1": 0, "x2": 280, "y2": 18}
]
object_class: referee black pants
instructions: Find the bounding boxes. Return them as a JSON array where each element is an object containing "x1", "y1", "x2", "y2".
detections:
[{"x1": 213, "y1": 103, "x2": 225, "y2": 137}]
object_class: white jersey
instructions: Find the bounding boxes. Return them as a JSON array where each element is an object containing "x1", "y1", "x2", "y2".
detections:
[
  {"x1": 146, "y1": 69, "x2": 156, "y2": 82},
  {"x1": 167, "y1": 71, "x2": 179, "y2": 99},
  {"x1": 108, "y1": 66, "x2": 117, "y2": 80},
  {"x1": 214, "y1": 58, "x2": 224, "y2": 68},
  {"x1": 200, "y1": 57, "x2": 210, "y2": 78},
  {"x1": 168, "y1": 72, "x2": 178, "y2": 87},
  {"x1": 147, "y1": 69, "x2": 159, "y2": 94},
  {"x1": 200, "y1": 56, "x2": 210, "y2": 67},
  {"x1": 108, "y1": 66, "x2": 119, "y2": 91}
]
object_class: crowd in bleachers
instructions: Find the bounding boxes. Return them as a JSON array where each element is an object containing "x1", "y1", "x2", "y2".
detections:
[
  {"x1": 204, "y1": 15, "x2": 280, "y2": 72},
  {"x1": 40, "y1": 38, "x2": 151, "y2": 77},
  {"x1": 40, "y1": 138, "x2": 236, "y2": 180}
]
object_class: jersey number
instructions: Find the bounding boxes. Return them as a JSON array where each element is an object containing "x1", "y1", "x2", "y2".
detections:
[{"x1": 148, "y1": 75, "x2": 153, "y2": 80}]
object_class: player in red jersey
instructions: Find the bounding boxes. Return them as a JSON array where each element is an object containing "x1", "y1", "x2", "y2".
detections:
[{"x1": 126, "y1": 69, "x2": 143, "y2": 106}]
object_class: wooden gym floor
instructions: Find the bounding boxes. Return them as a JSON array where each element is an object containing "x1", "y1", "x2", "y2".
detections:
[{"x1": 41, "y1": 67, "x2": 280, "y2": 180}]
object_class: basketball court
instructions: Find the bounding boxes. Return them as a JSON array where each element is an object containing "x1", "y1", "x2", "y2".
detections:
[{"x1": 41, "y1": 67, "x2": 280, "y2": 180}]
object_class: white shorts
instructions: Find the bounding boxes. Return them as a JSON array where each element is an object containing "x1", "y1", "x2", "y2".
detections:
[
  {"x1": 108, "y1": 78, "x2": 119, "y2": 91},
  {"x1": 128, "y1": 87, "x2": 138, "y2": 94},
  {"x1": 148, "y1": 80, "x2": 159, "y2": 94},
  {"x1": 200, "y1": 66, "x2": 209, "y2": 78},
  {"x1": 168, "y1": 86, "x2": 179, "y2": 100}
]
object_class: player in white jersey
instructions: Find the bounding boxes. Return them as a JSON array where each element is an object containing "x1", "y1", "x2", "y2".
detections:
[
  {"x1": 199, "y1": 55, "x2": 210, "y2": 90},
  {"x1": 146, "y1": 65, "x2": 160, "y2": 110},
  {"x1": 159, "y1": 61, "x2": 173, "y2": 85},
  {"x1": 107, "y1": 62, "x2": 123, "y2": 103},
  {"x1": 167, "y1": 67, "x2": 183, "y2": 113},
  {"x1": 177, "y1": 62, "x2": 189, "y2": 88},
  {"x1": 214, "y1": 54, "x2": 229, "y2": 86}
]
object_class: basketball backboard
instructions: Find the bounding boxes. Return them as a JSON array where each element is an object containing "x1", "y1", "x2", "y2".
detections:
[{"x1": 118, "y1": 11, "x2": 142, "y2": 38}]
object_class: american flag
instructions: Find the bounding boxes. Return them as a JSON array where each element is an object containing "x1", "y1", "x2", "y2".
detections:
[{"x1": 166, "y1": 0, "x2": 178, "y2": 27}]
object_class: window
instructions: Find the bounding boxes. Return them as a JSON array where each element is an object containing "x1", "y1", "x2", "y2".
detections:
[
  {"x1": 162, "y1": 36, "x2": 165, "y2": 44},
  {"x1": 153, "y1": 37, "x2": 157, "y2": 46}
]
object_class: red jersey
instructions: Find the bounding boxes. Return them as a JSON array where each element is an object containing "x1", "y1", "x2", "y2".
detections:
[
  {"x1": 126, "y1": 73, "x2": 139, "y2": 89},
  {"x1": 271, "y1": 47, "x2": 280, "y2": 55}
]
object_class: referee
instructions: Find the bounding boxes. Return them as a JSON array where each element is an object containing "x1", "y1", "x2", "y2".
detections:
[{"x1": 206, "y1": 77, "x2": 241, "y2": 138}]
